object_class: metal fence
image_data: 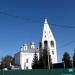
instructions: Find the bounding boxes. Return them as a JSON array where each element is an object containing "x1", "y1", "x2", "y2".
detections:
[{"x1": 0, "y1": 69, "x2": 75, "y2": 75}]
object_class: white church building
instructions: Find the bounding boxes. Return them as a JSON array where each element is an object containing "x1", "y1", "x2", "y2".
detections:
[{"x1": 14, "y1": 18, "x2": 57, "y2": 69}]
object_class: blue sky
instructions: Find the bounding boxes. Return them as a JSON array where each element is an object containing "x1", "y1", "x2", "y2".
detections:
[{"x1": 0, "y1": 0, "x2": 75, "y2": 62}]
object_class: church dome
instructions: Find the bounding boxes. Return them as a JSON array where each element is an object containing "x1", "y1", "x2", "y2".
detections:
[
  {"x1": 30, "y1": 41, "x2": 35, "y2": 45},
  {"x1": 30, "y1": 41, "x2": 35, "y2": 49}
]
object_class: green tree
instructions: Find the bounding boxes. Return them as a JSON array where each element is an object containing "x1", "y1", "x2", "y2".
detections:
[
  {"x1": 43, "y1": 47, "x2": 51, "y2": 69},
  {"x1": 43, "y1": 47, "x2": 48, "y2": 68},
  {"x1": 0, "y1": 57, "x2": 4, "y2": 69},
  {"x1": 39, "y1": 42, "x2": 52, "y2": 69},
  {"x1": 73, "y1": 49, "x2": 75, "y2": 68},
  {"x1": 1, "y1": 55, "x2": 13, "y2": 68},
  {"x1": 32, "y1": 50, "x2": 39, "y2": 69},
  {"x1": 32, "y1": 42, "x2": 52, "y2": 69},
  {"x1": 62, "y1": 52, "x2": 72, "y2": 68},
  {"x1": 39, "y1": 42, "x2": 43, "y2": 57},
  {"x1": 38, "y1": 42, "x2": 44, "y2": 69}
]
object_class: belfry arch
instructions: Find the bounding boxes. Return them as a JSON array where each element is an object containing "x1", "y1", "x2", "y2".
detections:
[
  {"x1": 50, "y1": 40, "x2": 54, "y2": 48},
  {"x1": 44, "y1": 40, "x2": 48, "y2": 48},
  {"x1": 41, "y1": 18, "x2": 57, "y2": 63}
]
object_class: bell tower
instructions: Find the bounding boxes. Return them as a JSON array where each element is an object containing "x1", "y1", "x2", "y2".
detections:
[{"x1": 42, "y1": 18, "x2": 57, "y2": 63}]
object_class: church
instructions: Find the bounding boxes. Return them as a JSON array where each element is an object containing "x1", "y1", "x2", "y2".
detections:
[{"x1": 14, "y1": 18, "x2": 57, "y2": 69}]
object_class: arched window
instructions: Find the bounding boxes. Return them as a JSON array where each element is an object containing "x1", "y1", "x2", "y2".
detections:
[
  {"x1": 44, "y1": 40, "x2": 48, "y2": 48},
  {"x1": 45, "y1": 35, "x2": 46, "y2": 38},
  {"x1": 52, "y1": 51, "x2": 54, "y2": 54},
  {"x1": 50, "y1": 40, "x2": 54, "y2": 47},
  {"x1": 45, "y1": 31, "x2": 46, "y2": 33}
]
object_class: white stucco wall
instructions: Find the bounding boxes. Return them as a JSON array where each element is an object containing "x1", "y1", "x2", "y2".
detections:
[
  {"x1": 42, "y1": 18, "x2": 57, "y2": 64},
  {"x1": 20, "y1": 52, "x2": 39, "y2": 69},
  {"x1": 15, "y1": 51, "x2": 39, "y2": 70}
]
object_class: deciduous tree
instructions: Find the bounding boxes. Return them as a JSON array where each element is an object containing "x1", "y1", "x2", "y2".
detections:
[
  {"x1": 62, "y1": 52, "x2": 72, "y2": 68},
  {"x1": 1, "y1": 55, "x2": 13, "y2": 68}
]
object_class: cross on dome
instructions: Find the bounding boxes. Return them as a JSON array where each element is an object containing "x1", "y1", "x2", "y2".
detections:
[{"x1": 44, "y1": 17, "x2": 48, "y2": 24}]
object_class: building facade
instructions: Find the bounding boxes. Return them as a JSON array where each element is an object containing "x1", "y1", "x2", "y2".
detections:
[
  {"x1": 15, "y1": 42, "x2": 39, "y2": 69},
  {"x1": 42, "y1": 18, "x2": 57, "y2": 63},
  {"x1": 15, "y1": 18, "x2": 57, "y2": 69}
]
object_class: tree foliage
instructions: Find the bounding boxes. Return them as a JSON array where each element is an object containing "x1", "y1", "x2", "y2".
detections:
[
  {"x1": 43, "y1": 47, "x2": 49, "y2": 68},
  {"x1": 32, "y1": 42, "x2": 52, "y2": 69},
  {"x1": 73, "y1": 49, "x2": 75, "y2": 68},
  {"x1": 38, "y1": 42, "x2": 52, "y2": 69},
  {"x1": 38, "y1": 42, "x2": 44, "y2": 68},
  {"x1": 1, "y1": 55, "x2": 13, "y2": 69},
  {"x1": 62, "y1": 52, "x2": 72, "y2": 68},
  {"x1": 32, "y1": 50, "x2": 39, "y2": 69},
  {"x1": 42, "y1": 47, "x2": 52, "y2": 69}
]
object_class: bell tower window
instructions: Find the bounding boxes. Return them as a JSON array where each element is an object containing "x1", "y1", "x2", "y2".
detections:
[
  {"x1": 52, "y1": 51, "x2": 54, "y2": 54},
  {"x1": 44, "y1": 40, "x2": 48, "y2": 48},
  {"x1": 45, "y1": 31, "x2": 46, "y2": 33},
  {"x1": 45, "y1": 35, "x2": 46, "y2": 38},
  {"x1": 50, "y1": 41, "x2": 54, "y2": 47}
]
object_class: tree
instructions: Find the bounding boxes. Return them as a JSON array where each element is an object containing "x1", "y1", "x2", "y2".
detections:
[
  {"x1": 48, "y1": 51, "x2": 52, "y2": 69},
  {"x1": 62, "y1": 52, "x2": 72, "y2": 68},
  {"x1": 32, "y1": 50, "x2": 39, "y2": 69},
  {"x1": 38, "y1": 42, "x2": 44, "y2": 69},
  {"x1": 42, "y1": 41, "x2": 52, "y2": 69},
  {"x1": 73, "y1": 49, "x2": 75, "y2": 68},
  {"x1": 38, "y1": 55, "x2": 44, "y2": 69},
  {"x1": 39, "y1": 42, "x2": 43, "y2": 57},
  {"x1": 43, "y1": 47, "x2": 48, "y2": 68},
  {"x1": 38, "y1": 42, "x2": 52, "y2": 69},
  {"x1": 43, "y1": 47, "x2": 51, "y2": 69},
  {"x1": 0, "y1": 57, "x2": 4, "y2": 69},
  {"x1": 32, "y1": 42, "x2": 52, "y2": 69},
  {"x1": 1, "y1": 55, "x2": 13, "y2": 69}
]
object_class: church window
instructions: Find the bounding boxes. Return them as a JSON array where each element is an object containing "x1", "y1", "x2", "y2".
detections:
[
  {"x1": 26, "y1": 59, "x2": 28, "y2": 63},
  {"x1": 52, "y1": 51, "x2": 54, "y2": 54},
  {"x1": 45, "y1": 35, "x2": 46, "y2": 38},
  {"x1": 50, "y1": 41, "x2": 54, "y2": 47}
]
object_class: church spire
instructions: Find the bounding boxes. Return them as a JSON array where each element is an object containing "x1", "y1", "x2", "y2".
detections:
[
  {"x1": 44, "y1": 17, "x2": 48, "y2": 24},
  {"x1": 41, "y1": 17, "x2": 57, "y2": 63}
]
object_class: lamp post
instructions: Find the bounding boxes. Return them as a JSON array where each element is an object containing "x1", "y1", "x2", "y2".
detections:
[
  {"x1": 48, "y1": 48, "x2": 50, "y2": 69},
  {"x1": 62, "y1": 61, "x2": 65, "y2": 69},
  {"x1": 72, "y1": 59, "x2": 73, "y2": 68},
  {"x1": 48, "y1": 54, "x2": 50, "y2": 69}
]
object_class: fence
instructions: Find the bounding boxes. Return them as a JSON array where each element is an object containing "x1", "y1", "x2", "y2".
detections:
[{"x1": 0, "y1": 69, "x2": 75, "y2": 75}]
